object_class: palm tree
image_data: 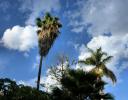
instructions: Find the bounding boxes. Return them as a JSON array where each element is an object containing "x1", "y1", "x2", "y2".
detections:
[
  {"x1": 36, "y1": 13, "x2": 62, "y2": 90},
  {"x1": 51, "y1": 69, "x2": 114, "y2": 100},
  {"x1": 79, "y1": 47, "x2": 117, "y2": 84}
]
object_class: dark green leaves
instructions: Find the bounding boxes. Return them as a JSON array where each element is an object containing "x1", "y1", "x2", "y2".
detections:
[
  {"x1": 0, "y1": 78, "x2": 51, "y2": 100},
  {"x1": 36, "y1": 12, "x2": 62, "y2": 57},
  {"x1": 36, "y1": 18, "x2": 42, "y2": 27}
]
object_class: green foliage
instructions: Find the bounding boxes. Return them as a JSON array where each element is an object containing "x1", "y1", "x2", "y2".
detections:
[
  {"x1": 36, "y1": 12, "x2": 62, "y2": 56},
  {"x1": 0, "y1": 78, "x2": 51, "y2": 100},
  {"x1": 0, "y1": 53, "x2": 116, "y2": 100},
  {"x1": 50, "y1": 69, "x2": 114, "y2": 100},
  {"x1": 36, "y1": 18, "x2": 42, "y2": 27}
]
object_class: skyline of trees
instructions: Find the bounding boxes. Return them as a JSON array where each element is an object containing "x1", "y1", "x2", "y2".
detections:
[
  {"x1": 0, "y1": 51, "x2": 116, "y2": 100},
  {"x1": 0, "y1": 47, "x2": 116, "y2": 100}
]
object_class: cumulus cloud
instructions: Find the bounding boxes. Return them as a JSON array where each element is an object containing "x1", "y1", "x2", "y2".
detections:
[
  {"x1": 19, "y1": 0, "x2": 60, "y2": 25},
  {"x1": 78, "y1": 34, "x2": 128, "y2": 76},
  {"x1": 2, "y1": 25, "x2": 37, "y2": 52}
]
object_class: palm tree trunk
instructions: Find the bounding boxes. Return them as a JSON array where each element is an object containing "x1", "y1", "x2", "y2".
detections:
[{"x1": 37, "y1": 55, "x2": 43, "y2": 90}]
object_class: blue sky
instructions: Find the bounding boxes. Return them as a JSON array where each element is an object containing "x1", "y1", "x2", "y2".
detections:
[{"x1": 0, "y1": 0, "x2": 128, "y2": 99}]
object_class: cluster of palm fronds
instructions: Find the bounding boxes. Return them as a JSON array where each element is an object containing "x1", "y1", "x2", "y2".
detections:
[
  {"x1": 36, "y1": 13, "x2": 62, "y2": 56},
  {"x1": 79, "y1": 47, "x2": 117, "y2": 84}
]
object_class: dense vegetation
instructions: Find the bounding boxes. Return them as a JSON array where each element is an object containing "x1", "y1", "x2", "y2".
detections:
[
  {"x1": 0, "y1": 68, "x2": 114, "y2": 100},
  {"x1": 0, "y1": 53, "x2": 115, "y2": 100},
  {"x1": 50, "y1": 69, "x2": 114, "y2": 100},
  {"x1": 0, "y1": 78, "x2": 50, "y2": 100}
]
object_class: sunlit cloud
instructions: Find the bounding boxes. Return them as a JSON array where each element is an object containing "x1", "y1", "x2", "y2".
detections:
[{"x1": 2, "y1": 25, "x2": 37, "y2": 52}]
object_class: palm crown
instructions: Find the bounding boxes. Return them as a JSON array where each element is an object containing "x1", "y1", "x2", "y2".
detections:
[
  {"x1": 79, "y1": 47, "x2": 117, "y2": 84},
  {"x1": 36, "y1": 13, "x2": 62, "y2": 56}
]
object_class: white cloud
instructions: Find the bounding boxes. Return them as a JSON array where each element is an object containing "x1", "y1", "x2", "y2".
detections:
[
  {"x1": 71, "y1": 26, "x2": 84, "y2": 33},
  {"x1": 78, "y1": 34, "x2": 128, "y2": 76},
  {"x1": 76, "y1": 63, "x2": 94, "y2": 72},
  {"x1": 18, "y1": 80, "x2": 31, "y2": 86},
  {"x1": 2, "y1": 25, "x2": 37, "y2": 52},
  {"x1": 17, "y1": 78, "x2": 37, "y2": 87},
  {"x1": 82, "y1": 0, "x2": 128, "y2": 36},
  {"x1": 19, "y1": 0, "x2": 61, "y2": 25},
  {"x1": 66, "y1": 0, "x2": 128, "y2": 36}
]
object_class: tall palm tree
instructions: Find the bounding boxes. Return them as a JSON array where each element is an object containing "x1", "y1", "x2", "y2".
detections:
[
  {"x1": 36, "y1": 13, "x2": 62, "y2": 90},
  {"x1": 79, "y1": 47, "x2": 117, "y2": 84}
]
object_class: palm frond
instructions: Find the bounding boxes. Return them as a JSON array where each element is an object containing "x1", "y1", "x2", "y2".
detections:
[
  {"x1": 95, "y1": 47, "x2": 108, "y2": 64},
  {"x1": 97, "y1": 47, "x2": 102, "y2": 54},
  {"x1": 36, "y1": 18, "x2": 42, "y2": 27},
  {"x1": 103, "y1": 67, "x2": 117, "y2": 84},
  {"x1": 79, "y1": 57, "x2": 96, "y2": 65},
  {"x1": 87, "y1": 47, "x2": 95, "y2": 55},
  {"x1": 102, "y1": 56, "x2": 113, "y2": 64},
  {"x1": 102, "y1": 93, "x2": 114, "y2": 100},
  {"x1": 78, "y1": 60, "x2": 86, "y2": 64}
]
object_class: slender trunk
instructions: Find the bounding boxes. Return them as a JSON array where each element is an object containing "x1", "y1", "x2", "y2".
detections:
[{"x1": 37, "y1": 55, "x2": 43, "y2": 90}]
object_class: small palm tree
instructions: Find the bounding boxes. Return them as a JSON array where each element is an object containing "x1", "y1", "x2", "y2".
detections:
[
  {"x1": 36, "y1": 13, "x2": 62, "y2": 90},
  {"x1": 79, "y1": 47, "x2": 117, "y2": 84}
]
